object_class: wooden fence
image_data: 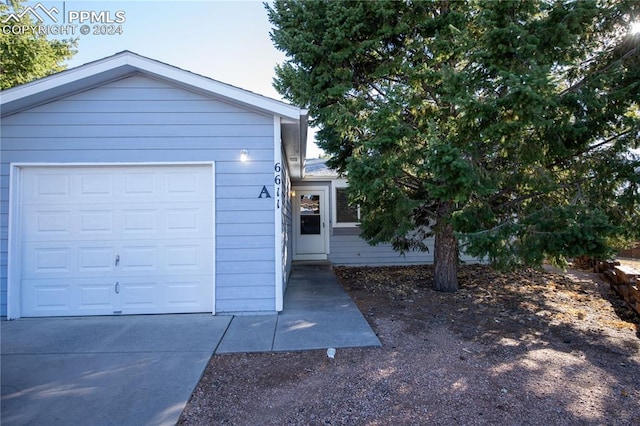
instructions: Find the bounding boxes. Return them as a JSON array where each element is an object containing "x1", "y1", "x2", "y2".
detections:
[{"x1": 618, "y1": 243, "x2": 640, "y2": 259}]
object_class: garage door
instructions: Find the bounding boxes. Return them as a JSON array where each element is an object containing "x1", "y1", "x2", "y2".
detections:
[{"x1": 18, "y1": 164, "x2": 214, "y2": 317}]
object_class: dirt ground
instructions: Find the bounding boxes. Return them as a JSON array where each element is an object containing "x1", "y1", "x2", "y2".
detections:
[{"x1": 179, "y1": 261, "x2": 640, "y2": 425}]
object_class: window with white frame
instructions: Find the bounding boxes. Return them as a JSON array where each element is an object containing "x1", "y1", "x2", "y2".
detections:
[{"x1": 334, "y1": 184, "x2": 360, "y2": 226}]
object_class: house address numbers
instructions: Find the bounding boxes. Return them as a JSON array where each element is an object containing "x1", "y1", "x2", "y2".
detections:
[{"x1": 258, "y1": 162, "x2": 283, "y2": 209}]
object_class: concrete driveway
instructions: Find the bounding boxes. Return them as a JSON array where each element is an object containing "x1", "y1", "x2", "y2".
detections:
[
  {"x1": 1, "y1": 314, "x2": 230, "y2": 426},
  {"x1": 1, "y1": 265, "x2": 380, "y2": 425}
]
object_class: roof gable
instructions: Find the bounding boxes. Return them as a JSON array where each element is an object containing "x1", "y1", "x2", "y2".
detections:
[
  {"x1": 0, "y1": 50, "x2": 303, "y2": 119},
  {"x1": 1, "y1": 51, "x2": 309, "y2": 178}
]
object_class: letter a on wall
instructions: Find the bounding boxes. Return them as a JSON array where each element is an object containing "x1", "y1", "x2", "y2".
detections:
[{"x1": 258, "y1": 185, "x2": 271, "y2": 198}]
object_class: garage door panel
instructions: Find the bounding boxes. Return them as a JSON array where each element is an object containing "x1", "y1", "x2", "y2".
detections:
[
  {"x1": 120, "y1": 281, "x2": 159, "y2": 310},
  {"x1": 25, "y1": 204, "x2": 212, "y2": 237},
  {"x1": 23, "y1": 207, "x2": 114, "y2": 241},
  {"x1": 119, "y1": 246, "x2": 157, "y2": 271},
  {"x1": 25, "y1": 246, "x2": 73, "y2": 274},
  {"x1": 122, "y1": 172, "x2": 157, "y2": 196},
  {"x1": 79, "y1": 210, "x2": 115, "y2": 233},
  {"x1": 165, "y1": 204, "x2": 213, "y2": 235},
  {"x1": 117, "y1": 240, "x2": 212, "y2": 273},
  {"x1": 120, "y1": 170, "x2": 210, "y2": 201},
  {"x1": 23, "y1": 209, "x2": 72, "y2": 237},
  {"x1": 23, "y1": 165, "x2": 212, "y2": 200},
  {"x1": 23, "y1": 275, "x2": 213, "y2": 316},
  {"x1": 22, "y1": 278, "x2": 118, "y2": 316},
  {"x1": 30, "y1": 173, "x2": 72, "y2": 200},
  {"x1": 78, "y1": 247, "x2": 115, "y2": 272},
  {"x1": 166, "y1": 276, "x2": 212, "y2": 309},
  {"x1": 122, "y1": 208, "x2": 159, "y2": 233},
  {"x1": 18, "y1": 164, "x2": 214, "y2": 317},
  {"x1": 166, "y1": 246, "x2": 200, "y2": 270},
  {"x1": 79, "y1": 282, "x2": 117, "y2": 311},
  {"x1": 122, "y1": 204, "x2": 212, "y2": 236},
  {"x1": 166, "y1": 172, "x2": 199, "y2": 195},
  {"x1": 166, "y1": 244, "x2": 207, "y2": 271},
  {"x1": 118, "y1": 275, "x2": 212, "y2": 314},
  {"x1": 79, "y1": 173, "x2": 114, "y2": 197},
  {"x1": 23, "y1": 243, "x2": 117, "y2": 277},
  {"x1": 33, "y1": 283, "x2": 68, "y2": 309},
  {"x1": 166, "y1": 207, "x2": 205, "y2": 232}
]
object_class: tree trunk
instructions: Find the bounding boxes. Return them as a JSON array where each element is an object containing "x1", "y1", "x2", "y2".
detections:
[{"x1": 434, "y1": 204, "x2": 459, "y2": 292}]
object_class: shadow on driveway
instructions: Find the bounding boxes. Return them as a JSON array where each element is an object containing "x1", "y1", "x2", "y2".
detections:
[{"x1": 1, "y1": 314, "x2": 230, "y2": 426}]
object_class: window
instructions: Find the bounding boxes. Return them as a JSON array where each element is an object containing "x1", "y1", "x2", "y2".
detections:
[
  {"x1": 300, "y1": 194, "x2": 321, "y2": 234},
  {"x1": 335, "y1": 187, "x2": 359, "y2": 225}
]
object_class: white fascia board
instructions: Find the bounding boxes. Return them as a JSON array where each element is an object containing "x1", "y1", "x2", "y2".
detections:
[
  {"x1": 143, "y1": 61, "x2": 303, "y2": 120},
  {"x1": 0, "y1": 53, "x2": 133, "y2": 105},
  {"x1": 1, "y1": 51, "x2": 306, "y2": 121},
  {"x1": 130, "y1": 53, "x2": 303, "y2": 119}
]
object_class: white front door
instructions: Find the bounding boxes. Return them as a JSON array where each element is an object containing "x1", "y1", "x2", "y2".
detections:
[
  {"x1": 294, "y1": 188, "x2": 329, "y2": 259},
  {"x1": 15, "y1": 164, "x2": 214, "y2": 317}
]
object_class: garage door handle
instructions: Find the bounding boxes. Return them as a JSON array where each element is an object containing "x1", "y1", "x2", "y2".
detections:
[
  {"x1": 115, "y1": 282, "x2": 120, "y2": 294},
  {"x1": 115, "y1": 255, "x2": 120, "y2": 266}
]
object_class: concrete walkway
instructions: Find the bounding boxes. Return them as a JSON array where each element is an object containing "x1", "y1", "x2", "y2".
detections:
[
  {"x1": 1, "y1": 265, "x2": 379, "y2": 426},
  {"x1": 216, "y1": 264, "x2": 381, "y2": 353}
]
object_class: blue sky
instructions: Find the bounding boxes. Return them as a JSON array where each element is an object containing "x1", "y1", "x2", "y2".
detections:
[
  {"x1": 27, "y1": 0, "x2": 323, "y2": 157},
  {"x1": 17, "y1": 1, "x2": 638, "y2": 159}
]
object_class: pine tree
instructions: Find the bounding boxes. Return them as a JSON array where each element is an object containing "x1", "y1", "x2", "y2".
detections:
[{"x1": 268, "y1": 0, "x2": 640, "y2": 291}]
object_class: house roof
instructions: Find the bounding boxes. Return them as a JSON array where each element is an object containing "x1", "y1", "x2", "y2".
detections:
[
  {"x1": 304, "y1": 158, "x2": 339, "y2": 179},
  {"x1": 0, "y1": 50, "x2": 309, "y2": 178}
]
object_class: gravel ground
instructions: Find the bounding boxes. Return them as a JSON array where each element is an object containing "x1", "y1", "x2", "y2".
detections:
[{"x1": 179, "y1": 263, "x2": 640, "y2": 425}]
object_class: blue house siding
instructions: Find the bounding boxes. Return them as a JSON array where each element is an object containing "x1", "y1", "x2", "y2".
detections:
[
  {"x1": 0, "y1": 74, "x2": 278, "y2": 316},
  {"x1": 329, "y1": 229, "x2": 480, "y2": 266},
  {"x1": 297, "y1": 162, "x2": 481, "y2": 267},
  {"x1": 329, "y1": 230, "x2": 436, "y2": 266}
]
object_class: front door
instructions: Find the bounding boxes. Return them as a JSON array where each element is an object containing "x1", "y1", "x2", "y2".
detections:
[{"x1": 294, "y1": 188, "x2": 329, "y2": 259}]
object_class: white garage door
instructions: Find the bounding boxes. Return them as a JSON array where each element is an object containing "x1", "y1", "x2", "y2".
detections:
[{"x1": 18, "y1": 164, "x2": 214, "y2": 317}]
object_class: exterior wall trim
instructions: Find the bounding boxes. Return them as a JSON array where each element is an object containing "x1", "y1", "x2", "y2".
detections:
[
  {"x1": 291, "y1": 184, "x2": 331, "y2": 261},
  {"x1": 331, "y1": 178, "x2": 361, "y2": 228},
  {"x1": 274, "y1": 117, "x2": 284, "y2": 312}
]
